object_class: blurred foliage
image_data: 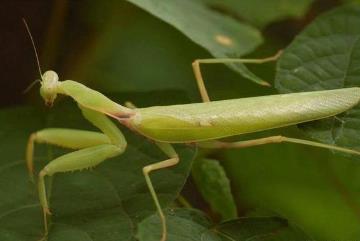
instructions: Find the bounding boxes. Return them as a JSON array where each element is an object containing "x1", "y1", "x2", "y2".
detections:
[
  {"x1": 224, "y1": 129, "x2": 360, "y2": 241},
  {"x1": 1, "y1": 0, "x2": 360, "y2": 241},
  {"x1": 127, "y1": 0, "x2": 269, "y2": 86},
  {"x1": 192, "y1": 158, "x2": 237, "y2": 220},
  {"x1": 138, "y1": 209, "x2": 311, "y2": 241},
  {"x1": 201, "y1": 0, "x2": 315, "y2": 28}
]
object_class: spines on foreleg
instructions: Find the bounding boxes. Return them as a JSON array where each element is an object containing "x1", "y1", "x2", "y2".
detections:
[
  {"x1": 37, "y1": 143, "x2": 125, "y2": 236},
  {"x1": 25, "y1": 128, "x2": 113, "y2": 181}
]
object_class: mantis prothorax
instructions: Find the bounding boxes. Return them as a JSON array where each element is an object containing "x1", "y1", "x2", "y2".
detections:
[{"x1": 23, "y1": 19, "x2": 360, "y2": 241}]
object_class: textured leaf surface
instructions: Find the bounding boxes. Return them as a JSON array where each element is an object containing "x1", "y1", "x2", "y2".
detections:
[
  {"x1": 217, "y1": 216, "x2": 312, "y2": 241},
  {"x1": 192, "y1": 158, "x2": 237, "y2": 220},
  {"x1": 138, "y1": 209, "x2": 219, "y2": 241},
  {"x1": 275, "y1": 4, "x2": 360, "y2": 159},
  {"x1": 138, "y1": 209, "x2": 311, "y2": 241},
  {"x1": 126, "y1": 0, "x2": 267, "y2": 85},
  {"x1": 0, "y1": 102, "x2": 195, "y2": 241}
]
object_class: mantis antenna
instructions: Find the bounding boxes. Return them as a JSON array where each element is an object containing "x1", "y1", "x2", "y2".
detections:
[
  {"x1": 22, "y1": 79, "x2": 41, "y2": 93},
  {"x1": 22, "y1": 18, "x2": 43, "y2": 93}
]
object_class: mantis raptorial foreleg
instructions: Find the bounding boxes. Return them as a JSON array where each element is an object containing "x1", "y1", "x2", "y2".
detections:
[
  {"x1": 198, "y1": 135, "x2": 360, "y2": 156},
  {"x1": 192, "y1": 50, "x2": 283, "y2": 102},
  {"x1": 38, "y1": 144, "x2": 123, "y2": 232},
  {"x1": 26, "y1": 105, "x2": 127, "y2": 236},
  {"x1": 26, "y1": 129, "x2": 111, "y2": 181},
  {"x1": 143, "y1": 142, "x2": 179, "y2": 241}
]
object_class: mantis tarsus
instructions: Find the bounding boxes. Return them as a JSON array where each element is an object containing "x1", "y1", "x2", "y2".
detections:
[{"x1": 23, "y1": 19, "x2": 360, "y2": 241}]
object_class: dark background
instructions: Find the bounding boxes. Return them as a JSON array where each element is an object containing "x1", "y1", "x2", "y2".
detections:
[{"x1": 0, "y1": 0, "x2": 341, "y2": 107}]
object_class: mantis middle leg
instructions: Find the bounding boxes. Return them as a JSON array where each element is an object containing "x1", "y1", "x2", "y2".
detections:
[
  {"x1": 192, "y1": 50, "x2": 283, "y2": 102},
  {"x1": 122, "y1": 101, "x2": 179, "y2": 240},
  {"x1": 142, "y1": 142, "x2": 179, "y2": 241},
  {"x1": 26, "y1": 105, "x2": 127, "y2": 236}
]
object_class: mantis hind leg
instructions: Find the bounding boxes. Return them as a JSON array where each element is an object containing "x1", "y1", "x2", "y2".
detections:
[
  {"x1": 142, "y1": 142, "x2": 179, "y2": 241},
  {"x1": 191, "y1": 50, "x2": 282, "y2": 102},
  {"x1": 197, "y1": 135, "x2": 360, "y2": 156}
]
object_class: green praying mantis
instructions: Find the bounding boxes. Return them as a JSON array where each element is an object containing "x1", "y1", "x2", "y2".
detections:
[{"x1": 22, "y1": 20, "x2": 360, "y2": 241}]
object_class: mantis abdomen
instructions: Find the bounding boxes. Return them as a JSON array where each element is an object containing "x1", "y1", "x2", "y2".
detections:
[{"x1": 131, "y1": 88, "x2": 360, "y2": 142}]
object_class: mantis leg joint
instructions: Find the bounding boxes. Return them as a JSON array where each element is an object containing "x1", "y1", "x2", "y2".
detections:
[
  {"x1": 273, "y1": 135, "x2": 286, "y2": 143},
  {"x1": 142, "y1": 155, "x2": 179, "y2": 175}
]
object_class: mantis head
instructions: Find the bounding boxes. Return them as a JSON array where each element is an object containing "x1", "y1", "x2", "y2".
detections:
[
  {"x1": 40, "y1": 70, "x2": 59, "y2": 107},
  {"x1": 23, "y1": 19, "x2": 59, "y2": 107}
]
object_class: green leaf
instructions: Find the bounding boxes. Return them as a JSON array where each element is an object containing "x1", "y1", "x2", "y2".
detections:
[
  {"x1": 192, "y1": 158, "x2": 237, "y2": 220},
  {"x1": 138, "y1": 209, "x2": 219, "y2": 241},
  {"x1": 217, "y1": 216, "x2": 312, "y2": 241},
  {"x1": 138, "y1": 208, "x2": 311, "y2": 241},
  {"x1": 126, "y1": 0, "x2": 267, "y2": 85},
  {"x1": 0, "y1": 102, "x2": 195, "y2": 241},
  {"x1": 224, "y1": 128, "x2": 360, "y2": 240},
  {"x1": 126, "y1": 0, "x2": 262, "y2": 57},
  {"x1": 201, "y1": 0, "x2": 314, "y2": 29},
  {"x1": 275, "y1": 4, "x2": 360, "y2": 159},
  {"x1": 269, "y1": 5, "x2": 360, "y2": 239}
]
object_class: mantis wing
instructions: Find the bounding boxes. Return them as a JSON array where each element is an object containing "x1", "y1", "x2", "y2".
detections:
[{"x1": 130, "y1": 88, "x2": 360, "y2": 142}]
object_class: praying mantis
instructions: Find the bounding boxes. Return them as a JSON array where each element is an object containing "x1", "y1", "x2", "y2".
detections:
[{"x1": 22, "y1": 20, "x2": 360, "y2": 241}]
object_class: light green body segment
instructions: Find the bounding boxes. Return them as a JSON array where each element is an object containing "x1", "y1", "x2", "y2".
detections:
[
  {"x1": 131, "y1": 87, "x2": 360, "y2": 142},
  {"x1": 58, "y1": 80, "x2": 133, "y2": 117}
]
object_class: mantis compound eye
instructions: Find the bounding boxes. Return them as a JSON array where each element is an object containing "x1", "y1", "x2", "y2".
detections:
[{"x1": 42, "y1": 70, "x2": 59, "y2": 85}]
